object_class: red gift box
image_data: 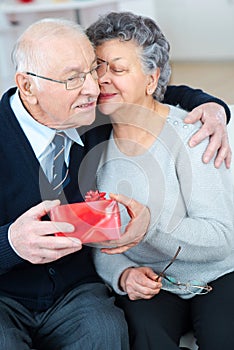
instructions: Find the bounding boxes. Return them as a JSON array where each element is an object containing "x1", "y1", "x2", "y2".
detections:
[{"x1": 50, "y1": 192, "x2": 121, "y2": 243}]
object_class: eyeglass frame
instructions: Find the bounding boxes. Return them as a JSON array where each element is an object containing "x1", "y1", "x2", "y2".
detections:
[
  {"x1": 96, "y1": 57, "x2": 130, "y2": 77},
  {"x1": 155, "y1": 246, "x2": 212, "y2": 295},
  {"x1": 25, "y1": 62, "x2": 104, "y2": 90}
]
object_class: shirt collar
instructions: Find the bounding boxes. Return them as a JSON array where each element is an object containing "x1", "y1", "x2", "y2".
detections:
[{"x1": 10, "y1": 90, "x2": 83, "y2": 158}]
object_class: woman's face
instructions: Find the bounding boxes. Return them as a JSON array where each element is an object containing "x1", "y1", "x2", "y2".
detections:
[{"x1": 96, "y1": 39, "x2": 153, "y2": 116}]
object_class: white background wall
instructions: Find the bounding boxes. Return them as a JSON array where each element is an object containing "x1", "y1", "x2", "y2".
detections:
[
  {"x1": 118, "y1": 0, "x2": 155, "y2": 17},
  {"x1": 119, "y1": 0, "x2": 234, "y2": 61},
  {"x1": 155, "y1": 0, "x2": 234, "y2": 60}
]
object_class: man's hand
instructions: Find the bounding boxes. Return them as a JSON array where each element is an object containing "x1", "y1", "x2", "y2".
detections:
[
  {"x1": 100, "y1": 193, "x2": 150, "y2": 255},
  {"x1": 9, "y1": 200, "x2": 82, "y2": 264},
  {"x1": 184, "y1": 102, "x2": 232, "y2": 168},
  {"x1": 119, "y1": 266, "x2": 162, "y2": 300}
]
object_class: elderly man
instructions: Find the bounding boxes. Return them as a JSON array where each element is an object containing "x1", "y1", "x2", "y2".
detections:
[{"x1": 0, "y1": 18, "x2": 231, "y2": 350}]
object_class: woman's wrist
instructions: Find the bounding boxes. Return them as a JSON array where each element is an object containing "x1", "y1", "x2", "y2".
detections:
[{"x1": 119, "y1": 267, "x2": 133, "y2": 292}]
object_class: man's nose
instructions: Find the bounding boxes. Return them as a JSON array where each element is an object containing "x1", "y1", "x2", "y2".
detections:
[{"x1": 81, "y1": 71, "x2": 100, "y2": 96}]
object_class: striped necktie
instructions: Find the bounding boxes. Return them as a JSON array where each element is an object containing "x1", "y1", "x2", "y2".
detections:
[{"x1": 52, "y1": 132, "x2": 69, "y2": 195}]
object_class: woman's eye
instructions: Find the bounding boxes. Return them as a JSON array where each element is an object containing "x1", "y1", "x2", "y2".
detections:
[{"x1": 111, "y1": 67, "x2": 127, "y2": 74}]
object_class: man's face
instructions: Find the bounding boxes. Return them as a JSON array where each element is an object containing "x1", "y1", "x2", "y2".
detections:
[{"x1": 22, "y1": 34, "x2": 100, "y2": 129}]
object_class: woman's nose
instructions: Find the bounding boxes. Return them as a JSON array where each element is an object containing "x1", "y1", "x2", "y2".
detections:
[{"x1": 98, "y1": 71, "x2": 112, "y2": 85}]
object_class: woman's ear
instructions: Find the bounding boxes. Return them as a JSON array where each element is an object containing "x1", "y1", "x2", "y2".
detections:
[
  {"x1": 146, "y1": 68, "x2": 160, "y2": 95},
  {"x1": 15, "y1": 72, "x2": 38, "y2": 104}
]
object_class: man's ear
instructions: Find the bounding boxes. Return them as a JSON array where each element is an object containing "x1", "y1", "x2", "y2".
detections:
[
  {"x1": 146, "y1": 68, "x2": 160, "y2": 95},
  {"x1": 15, "y1": 72, "x2": 38, "y2": 104}
]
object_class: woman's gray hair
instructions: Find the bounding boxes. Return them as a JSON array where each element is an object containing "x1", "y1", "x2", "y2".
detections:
[
  {"x1": 86, "y1": 12, "x2": 171, "y2": 101},
  {"x1": 12, "y1": 18, "x2": 86, "y2": 75}
]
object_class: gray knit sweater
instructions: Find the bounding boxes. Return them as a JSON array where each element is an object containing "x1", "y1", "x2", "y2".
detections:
[{"x1": 93, "y1": 105, "x2": 234, "y2": 298}]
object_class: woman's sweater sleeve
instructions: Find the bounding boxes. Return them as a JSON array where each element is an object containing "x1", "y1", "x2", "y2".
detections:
[
  {"x1": 93, "y1": 248, "x2": 138, "y2": 294},
  {"x1": 144, "y1": 125, "x2": 234, "y2": 262}
]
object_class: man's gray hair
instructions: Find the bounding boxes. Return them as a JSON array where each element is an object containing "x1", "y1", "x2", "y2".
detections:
[{"x1": 12, "y1": 18, "x2": 86, "y2": 74}]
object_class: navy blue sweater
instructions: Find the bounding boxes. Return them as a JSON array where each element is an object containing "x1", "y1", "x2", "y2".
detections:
[{"x1": 0, "y1": 87, "x2": 230, "y2": 311}]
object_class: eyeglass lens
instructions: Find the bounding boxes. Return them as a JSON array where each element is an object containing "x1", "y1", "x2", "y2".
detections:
[
  {"x1": 66, "y1": 66, "x2": 101, "y2": 90},
  {"x1": 164, "y1": 276, "x2": 212, "y2": 295},
  {"x1": 96, "y1": 61, "x2": 108, "y2": 78}
]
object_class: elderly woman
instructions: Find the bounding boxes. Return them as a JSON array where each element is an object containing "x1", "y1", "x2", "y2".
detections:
[{"x1": 86, "y1": 12, "x2": 234, "y2": 350}]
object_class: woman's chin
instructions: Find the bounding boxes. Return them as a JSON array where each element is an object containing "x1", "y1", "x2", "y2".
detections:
[{"x1": 97, "y1": 102, "x2": 121, "y2": 116}]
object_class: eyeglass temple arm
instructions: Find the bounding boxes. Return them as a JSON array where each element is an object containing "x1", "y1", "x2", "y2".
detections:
[{"x1": 155, "y1": 246, "x2": 181, "y2": 282}]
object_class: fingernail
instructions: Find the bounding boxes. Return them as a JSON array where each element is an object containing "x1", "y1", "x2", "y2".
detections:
[
  {"x1": 189, "y1": 141, "x2": 195, "y2": 147},
  {"x1": 66, "y1": 224, "x2": 75, "y2": 232},
  {"x1": 70, "y1": 237, "x2": 81, "y2": 245}
]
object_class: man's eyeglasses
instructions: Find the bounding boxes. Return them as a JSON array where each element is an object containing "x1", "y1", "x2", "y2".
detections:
[
  {"x1": 96, "y1": 57, "x2": 128, "y2": 77},
  {"x1": 26, "y1": 62, "x2": 105, "y2": 90},
  {"x1": 155, "y1": 246, "x2": 212, "y2": 295}
]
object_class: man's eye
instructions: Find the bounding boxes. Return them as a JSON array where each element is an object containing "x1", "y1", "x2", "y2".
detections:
[{"x1": 67, "y1": 75, "x2": 82, "y2": 82}]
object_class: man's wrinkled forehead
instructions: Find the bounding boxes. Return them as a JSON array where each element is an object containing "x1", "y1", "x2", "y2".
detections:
[{"x1": 38, "y1": 34, "x2": 96, "y2": 72}]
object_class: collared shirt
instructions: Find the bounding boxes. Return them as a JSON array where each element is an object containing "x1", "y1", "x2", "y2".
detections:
[{"x1": 10, "y1": 90, "x2": 84, "y2": 182}]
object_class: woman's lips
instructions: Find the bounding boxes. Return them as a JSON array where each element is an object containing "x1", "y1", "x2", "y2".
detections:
[{"x1": 99, "y1": 92, "x2": 117, "y2": 101}]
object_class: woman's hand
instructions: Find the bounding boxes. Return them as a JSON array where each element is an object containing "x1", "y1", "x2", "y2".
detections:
[
  {"x1": 100, "y1": 193, "x2": 150, "y2": 255},
  {"x1": 119, "y1": 266, "x2": 162, "y2": 300},
  {"x1": 184, "y1": 102, "x2": 232, "y2": 169}
]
